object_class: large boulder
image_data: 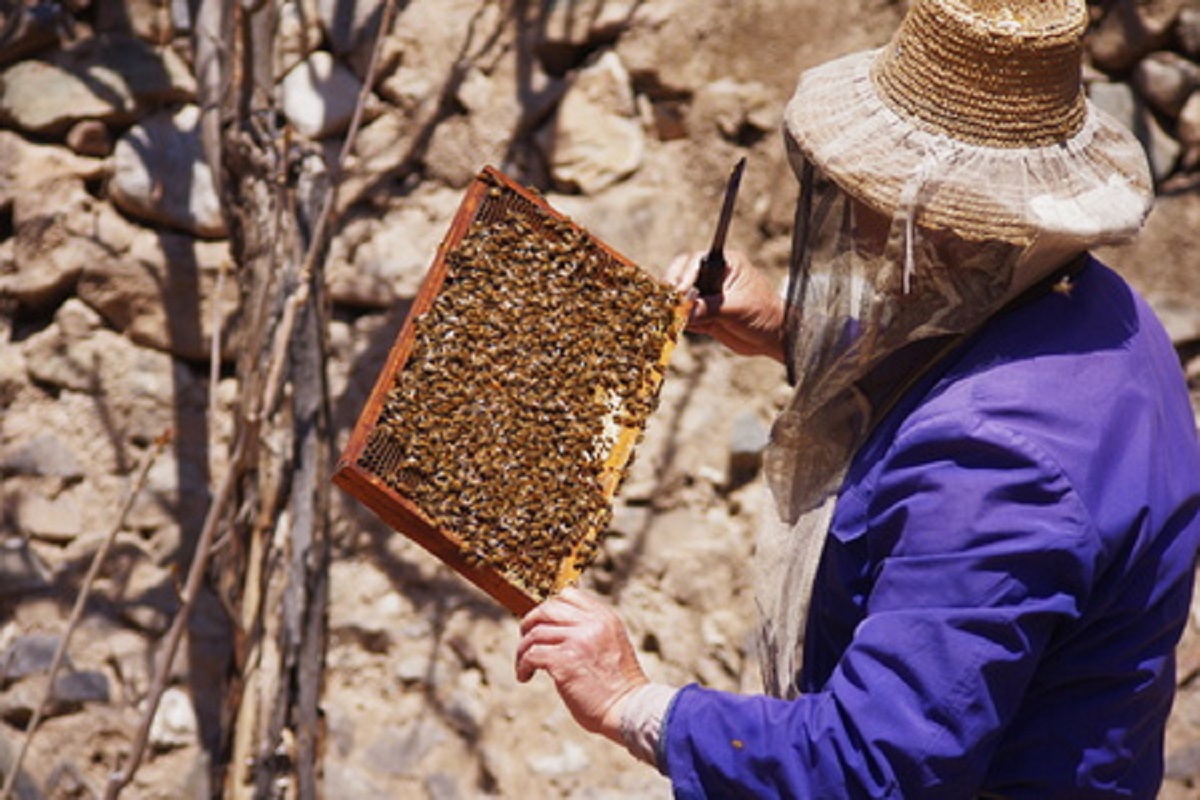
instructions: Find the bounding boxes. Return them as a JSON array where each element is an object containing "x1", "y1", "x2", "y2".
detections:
[
  {"x1": 537, "y1": 51, "x2": 644, "y2": 195},
  {"x1": 0, "y1": 34, "x2": 194, "y2": 137},
  {"x1": 108, "y1": 105, "x2": 227, "y2": 239},
  {"x1": 76, "y1": 210, "x2": 236, "y2": 362}
]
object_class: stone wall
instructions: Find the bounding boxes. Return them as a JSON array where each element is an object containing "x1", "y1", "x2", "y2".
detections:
[{"x1": 1, "y1": 0, "x2": 1199, "y2": 797}]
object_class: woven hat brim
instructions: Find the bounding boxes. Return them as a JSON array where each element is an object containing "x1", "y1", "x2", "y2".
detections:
[{"x1": 783, "y1": 50, "x2": 1153, "y2": 248}]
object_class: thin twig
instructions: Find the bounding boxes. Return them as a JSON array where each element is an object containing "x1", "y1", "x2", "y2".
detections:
[
  {"x1": 209, "y1": 256, "x2": 228, "y2": 427},
  {"x1": 261, "y1": 0, "x2": 399, "y2": 417},
  {"x1": 100, "y1": 0, "x2": 402, "y2": 793},
  {"x1": 102, "y1": 434, "x2": 247, "y2": 800},
  {"x1": 0, "y1": 430, "x2": 172, "y2": 800}
]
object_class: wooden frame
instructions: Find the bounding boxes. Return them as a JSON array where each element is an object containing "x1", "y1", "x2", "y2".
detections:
[{"x1": 333, "y1": 166, "x2": 687, "y2": 615}]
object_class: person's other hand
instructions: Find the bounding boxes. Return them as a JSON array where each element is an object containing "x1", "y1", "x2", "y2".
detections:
[
  {"x1": 515, "y1": 587, "x2": 648, "y2": 744},
  {"x1": 664, "y1": 250, "x2": 786, "y2": 362}
]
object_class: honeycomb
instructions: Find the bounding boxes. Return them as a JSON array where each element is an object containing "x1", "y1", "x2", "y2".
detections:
[{"x1": 334, "y1": 168, "x2": 687, "y2": 614}]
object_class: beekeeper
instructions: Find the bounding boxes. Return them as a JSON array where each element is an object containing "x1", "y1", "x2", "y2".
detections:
[{"x1": 516, "y1": 0, "x2": 1200, "y2": 796}]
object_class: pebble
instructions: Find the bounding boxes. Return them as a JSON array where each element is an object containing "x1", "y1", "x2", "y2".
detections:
[
  {"x1": 279, "y1": 50, "x2": 362, "y2": 139},
  {"x1": 149, "y1": 686, "x2": 200, "y2": 750}
]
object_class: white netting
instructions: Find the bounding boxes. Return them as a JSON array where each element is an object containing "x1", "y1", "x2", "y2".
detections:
[{"x1": 755, "y1": 159, "x2": 1091, "y2": 698}]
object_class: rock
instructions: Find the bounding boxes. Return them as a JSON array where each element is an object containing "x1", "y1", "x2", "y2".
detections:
[
  {"x1": 422, "y1": 58, "x2": 544, "y2": 189},
  {"x1": 0, "y1": 539, "x2": 50, "y2": 598},
  {"x1": 0, "y1": 34, "x2": 194, "y2": 136},
  {"x1": 1134, "y1": 51, "x2": 1200, "y2": 119},
  {"x1": 125, "y1": 452, "x2": 211, "y2": 534},
  {"x1": 12, "y1": 490, "x2": 84, "y2": 543},
  {"x1": 325, "y1": 187, "x2": 461, "y2": 307},
  {"x1": 526, "y1": 0, "x2": 637, "y2": 75},
  {"x1": 1180, "y1": 92, "x2": 1200, "y2": 147},
  {"x1": 280, "y1": 50, "x2": 363, "y2": 139},
  {"x1": 0, "y1": 1, "x2": 60, "y2": 68},
  {"x1": 119, "y1": 571, "x2": 182, "y2": 635},
  {"x1": 276, "y1": 0, "x2": 324, "y2": 78},
  {"x1": 1088, "y1": 80, "x2": 1138, "y2": 134},
  {"x1": 692, "y1": 78, "x2": 778, "y2": 145},
  {"x1": 1152, "y1": 298, "x2": 1200, "y2": 346},
  {"x1": 526, "y1": 741, "x2": 589, "y2": 777},
  {"x1": 424, "y1": 772, "x2": 462, "y2": 800},
  {"x1": 0, "y1": 684, "x2": 40, "y2": 727},
  {"x1": 0, "y1": 729, "x2": 41, "y2": 800},
  {"x1": 20, "y1": 308, "x2": 208, "y2": 456},
  {"x1": 0, "y1": 130, "x2": 105, "y2": 207},
  {"x1": 538, "y1": 51, "x2": 644, "y2": 194},
  {"x1": 339, "y1": 109, "x2": 415, "y2": 205},
  {"x1": 2, "y1": 175, "x2": 111, "y2": 312},
  {"x1": 20, "y1": 301, "x2": 122, "y2": 392},
  {"x1": 65, "y1": 119, "x2": 114, "y2": 157},
  {"x1": 343, "y1": 0, "x2": 509, "y2": 199},
  {"x1": 423, "y1": 114, "x2": 501, "y2": 189},
  {"x1": 93, "y1": 0, "x2": 175, "y2": 45},
  {"x1": 1144, "y1": 108, "x2": 1184, "y2": 183},
  {"x1": 323, "y1": 762, "x2": 391, "y2": 797},
  {"x1": 1086, "y1": 79, "x2": 1179, "y2": 182},
  {"x1": 318, "y1": 0, "x2": 385, "y2": 60},
  {"x1": 394, "y1": 653, "x2": 431, "y2": 685},
  {"x1": 444, "y1": 669, "x2": 487, "y2": 736},
  {"x1": 53, "y1": 670, "x2": 110, "y2": 705},
  {"x1": 76, "y1": 221, "x2": 237, "y2": 361},
  {"x1": 1180, "y1": 7, "x2": 1200, "y2": 58},
  {"x1": 0, "y1": 339, "x2": 30, "y2": 410},
  {"x1": 149, "y1": 686, "x2": 199, "y2": 750},
  {"x1": 544, "y1": 145, "x2": 710, "y2": 278},
  {"x1": 0, "y1": 671, "x2": 106, "y2": 723},
  {"x1": 362, "y1": 719, "x2": 447, "y2": 776},
  {"x1": 1, "y1": 634, "x2": 62, "y2": 686},
  {"x1": 0, "y1": 434, "x2": 85, "y2": 481},
  {"x1": 108, "y1": 105, "x2": 227, "y2": 238},
  {"x1": 728, "y1": 410, "x2": 771, "y2": 488},
  {"x1": 1167, "y1": 741, "x2": 1200, "y2": 782},
  {"x1": 1087, "y1": 0, "x2": 1187, "y2": 73},
  {"x1": 642, "y1": 506, "x2": 750, "y2": 611}
]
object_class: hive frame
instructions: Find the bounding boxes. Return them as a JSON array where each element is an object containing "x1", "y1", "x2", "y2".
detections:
[{"x1": 333, "y1": 166, "x2": 688, "y2": 615}]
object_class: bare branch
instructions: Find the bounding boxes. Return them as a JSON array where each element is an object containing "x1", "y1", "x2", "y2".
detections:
[
  {"x1": 102, "y1": 433, "x2": 248, "y2": 800},
  {"x1": 261, "y1": 0, "x2": 400, "y2": 417},
  {"x1": 1, "y1": 430, "x2": 172, "y2": 800},
  {"x1": 101, "y1": 1, "x2": 402, "y2": 794}
]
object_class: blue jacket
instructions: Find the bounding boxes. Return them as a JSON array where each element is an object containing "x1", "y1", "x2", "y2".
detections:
[{"x1": 663, "y1": 258, "x2": 1200, "y2": 798}]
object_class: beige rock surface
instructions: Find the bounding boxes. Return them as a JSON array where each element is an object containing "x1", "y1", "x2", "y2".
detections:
[{"x1": 1, "y1": 1, "x2": 1199, "y2": 798}]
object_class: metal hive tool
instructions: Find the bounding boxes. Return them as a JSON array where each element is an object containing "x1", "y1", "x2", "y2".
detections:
[{"x1": 333, "y1": 166, "x2": 689, "y2": 615}]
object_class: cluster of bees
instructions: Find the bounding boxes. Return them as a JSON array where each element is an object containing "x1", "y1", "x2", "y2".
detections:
[{"x1": 362, "y1": 189, "x2": 684, "y2": 600}]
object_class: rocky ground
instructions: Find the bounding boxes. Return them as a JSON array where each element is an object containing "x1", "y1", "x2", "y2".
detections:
[{"x1": 2, "y1": 0, "x2": 1200, "y2": 797}]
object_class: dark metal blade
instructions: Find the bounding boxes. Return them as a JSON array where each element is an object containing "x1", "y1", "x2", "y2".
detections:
[
  {"x1": 694, "y1": 157, "x2": 746, "y2": 295},
  {"x1": 707, "y1": 156, "x2": 746, "y2": 256}
]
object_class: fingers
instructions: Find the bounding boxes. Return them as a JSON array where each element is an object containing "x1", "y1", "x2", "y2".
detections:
[
  {"x1": 515, "y1": 631, "x2": 566, "y2": 682},
  {"x1": 515, "y1": 588, "x2": 592, "y2": 682},
  {"x1": 518, "y1": 587, "x2": 589, "y2": 635},
  {"x1": 514, "y1": 588, "x2": 625, "y2": 682}
]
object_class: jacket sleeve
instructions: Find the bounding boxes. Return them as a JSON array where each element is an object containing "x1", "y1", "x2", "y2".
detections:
[{"x1": 662, "y1": 412, "x2": 1102, "y2": 799}]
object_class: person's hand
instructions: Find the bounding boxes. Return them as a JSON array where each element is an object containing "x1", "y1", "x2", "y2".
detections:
[
  {"x1": 664, "y1": 250, "x2": 786, "y2": 362},
  {"x1": 515, "y1": 587, "x2": 648, "y2": 744}
]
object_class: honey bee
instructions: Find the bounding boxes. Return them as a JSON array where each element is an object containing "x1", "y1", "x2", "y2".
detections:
[{"x1": 363, "y1": 183, "x2": 683, "y2": 602}]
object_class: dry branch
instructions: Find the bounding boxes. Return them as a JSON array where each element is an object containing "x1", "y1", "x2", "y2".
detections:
[
  {"x1": 0, "y1": 430, "x2": 171, "y2": 800},
  {"x1": 98, "y1": 0, "x2": 400, "y2": 795}
]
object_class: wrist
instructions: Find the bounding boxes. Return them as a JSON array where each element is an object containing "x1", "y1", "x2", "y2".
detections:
[
  {"x1": 617, "y1": 683, "x2": 678, "y2": 770},
  {"x1": 599, "y1": 679, "x2": 648, "y2": 744}
]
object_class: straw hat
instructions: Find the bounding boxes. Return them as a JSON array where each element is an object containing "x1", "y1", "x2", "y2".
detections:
[{"x1": 783, "y1": 0, "x2": 1153, "y2": 248}]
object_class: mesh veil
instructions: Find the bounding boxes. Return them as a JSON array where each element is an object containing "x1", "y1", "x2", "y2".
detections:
[
  {"x1": 754, "y1": 154, "x2": 1065, "y2": 699},
  {"x1": 756, "y1": 0, "x2": 1152, "y2": 702}
]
